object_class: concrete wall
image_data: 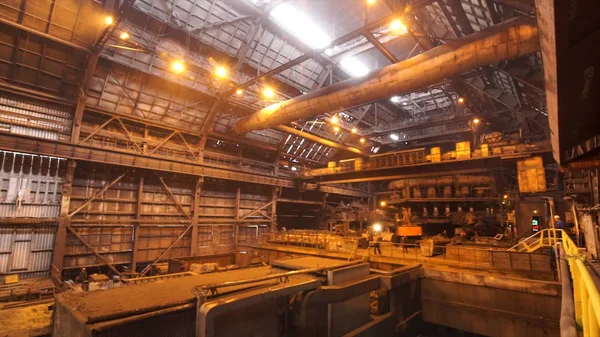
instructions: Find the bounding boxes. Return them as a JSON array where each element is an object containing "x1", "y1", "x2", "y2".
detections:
[{"x1": 421, "y1": 268, "x2": 561, "y2": 337}]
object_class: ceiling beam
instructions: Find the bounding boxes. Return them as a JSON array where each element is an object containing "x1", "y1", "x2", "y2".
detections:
[
  {"x1": 0, "y1": 18, "x2": 89, "y2": 53},
  {"x1": 277, "y1": 125, "x2": 364, "y2": 156},
  {"x1": 225, "y1": 0, "x2": 438, "y2": 96},
  {"x1": 364, "y1": 33, "x2": 399, "y2": 63}
]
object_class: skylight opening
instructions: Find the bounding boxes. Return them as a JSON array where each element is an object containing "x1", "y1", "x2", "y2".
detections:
[
  {"x1": 270, "y1": 3, "x2": 331, "y2": 49},
  {"x1": 340, "y1": 57, "x2": 370, "y2": 77}
]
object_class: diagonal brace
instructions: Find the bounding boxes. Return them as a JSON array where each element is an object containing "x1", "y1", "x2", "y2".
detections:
[
  {"x1": 69, "y1": 171, "x2": 128, "y2": 217},
  {"x1": 66, "y1": 226, "x2": 121, "y2": 275},
  {"x1": 241, "y1": 201, "x2": 274, "y2": 220},
  {"x1": 155, "y1": 174, "x2": 191, "y2": 220}
]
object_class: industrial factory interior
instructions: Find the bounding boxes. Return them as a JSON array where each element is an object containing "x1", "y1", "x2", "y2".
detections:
[{"x1": 0, "y1": 0, "x2": 600, "y2": 336}]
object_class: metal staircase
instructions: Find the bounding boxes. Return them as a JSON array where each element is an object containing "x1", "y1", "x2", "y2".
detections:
[{"x1": 508, "y1": 229, "x2": 561, "y2": 252}]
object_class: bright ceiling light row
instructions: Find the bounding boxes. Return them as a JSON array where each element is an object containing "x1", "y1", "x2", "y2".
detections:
[
  {"x1": 270, "y1": 3, "x2": 331, "y2": 49},
  {"x1": 340, "y1": 57, "x2": 370, "y2": 77}
]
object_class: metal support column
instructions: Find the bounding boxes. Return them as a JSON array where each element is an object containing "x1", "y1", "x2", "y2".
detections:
[
  {"x1": 190, "y1": 177, "x2": 203, "y2": 255},
  {"x1": 51, "y1": 159, "x2": 76, "y2": 281},
  {"x1": 71, "y1": 53, "x2": 99, "y2": 143},
  {"x1": 234, "y1": 187, "x2": 241, "y2": 245},
  {"x1": 131, "y1": 176, "x2": 144, "y2": 272},
  {"x1": 271, "y1": 187, "x2": 280, "y2": 232}
]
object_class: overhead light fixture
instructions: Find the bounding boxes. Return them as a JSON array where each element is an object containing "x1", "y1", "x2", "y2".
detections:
[
  {"x1": 270, "y1": 3, "x2": 331, "y2": 49},
  {"x1": 359, "y1": 137, "x2": 366, "y2": 143},
  {"x1": 367, "y1": 0, "x2": 376, "y2": 4},
  {"x1": 390, "y1": 19, "x2": 408, "y2": 33},
  {"x1": 503, "y1": 194, "x2": 508, "y2": 199},
  {"x1": 171, "y1": 60, "x2": 185, "y2": 73},
  {"x1": 390, "y1": 96, "x2": 400, "y2": 103},
  {"x1": 351, "y1": 127, "x2": 358, "y2": 133},
  {"x1": 333, "y1": 126, "x2": 340, "y2": 132},
  {"x1": 104, "y1": 16, "x2": 114, "y2": 25},
  {"x1": 291, "y1": 166, "x2": 297, "y2": 171},
  {"x1": 331, "y1": 115, "x2": 339, "y2": 124},
  {"x1": 458, "y1": 97, "x2": 465, "y2": 103},
  {"x1": 390, "y1": 134, "x2": 399, "y2": 141},
  {"x1": 373, "y1": 223, "x2": 382, "y2": 231},
  {"x1": 119, "y1": 32, "x2": 129, "y2": 40},
  {"x1": 235, "y1": 89, "x2": 244, "y2": 95},
  {"x1": 263, "y1": 87, "x2": 275, "y2": 98},
  {"x1": 380, "y1": 201, "x2": 386, "y2": 207},
  {"x1": 473, "y1": 118, "x2": 480, "y2": 124},
  {"x1": 215, "y1": 66, "x2": 228, "y2": 79},
  {"x1": 403, "y1": 102, "x2": 408, "y2": 105}
]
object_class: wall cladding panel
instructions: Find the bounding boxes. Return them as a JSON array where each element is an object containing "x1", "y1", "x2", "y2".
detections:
[
  {"x1": 0, "y1": 150, "x2": 64, "y2": 218},
  {"x1": 0, "y1": 225, "x2": 56, "y2": 281}
]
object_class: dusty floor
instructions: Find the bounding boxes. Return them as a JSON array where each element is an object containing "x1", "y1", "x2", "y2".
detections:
[{"x1": 0, "y1": 303, "x2": 52, "y2": 337}]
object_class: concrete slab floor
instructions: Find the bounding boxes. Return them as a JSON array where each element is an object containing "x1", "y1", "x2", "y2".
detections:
[{"x1": 0, "y1": 303, "x2": 52, "y2": 337}]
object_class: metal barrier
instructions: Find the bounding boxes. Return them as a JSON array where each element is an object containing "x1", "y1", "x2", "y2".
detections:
[
  {"x1": 508, "y1": 228, "x2": 561, "y2": 252},
  {"x1": 262, "y1": 232, "x2": 552, "y2": 273},
  {"x1": 509, "y1": 228, "x2": 600, "y2": 336},
  {"x1": 263, "y1": 231, "x2": 358, "y2": 253},
  {"x1": 561, "y1": 231, "x2": 600, "y2": 336}
]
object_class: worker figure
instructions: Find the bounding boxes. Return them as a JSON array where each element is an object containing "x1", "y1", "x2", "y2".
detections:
[
  {"x1": 401, "y1": 236, "x2": 409, "y2": 253},
  {"x1": 76, "y1": 267, "x2": 88, "y2": 291},
  {"x1": 554, "y1": 215, "x2": 565, "y2": 230},
  {"x1": 372, "y1": 233, "x2": 382, "y2": 255}
]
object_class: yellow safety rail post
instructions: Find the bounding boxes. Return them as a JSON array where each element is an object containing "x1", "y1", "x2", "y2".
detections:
[{"x1": 560, "y1": 229, "x2": 600, "y2": 336}]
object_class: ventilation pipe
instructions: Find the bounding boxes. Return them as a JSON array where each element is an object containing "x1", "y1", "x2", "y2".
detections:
[
  {"x1": 387, "y1": 175, "x2": 491, "y2": 190},
  {"x1": 232, "y1": 18, "x2": 539, "y2": 134},
  {"x1": 277, "y1": 125, "x2": 363, "y2": 155}
]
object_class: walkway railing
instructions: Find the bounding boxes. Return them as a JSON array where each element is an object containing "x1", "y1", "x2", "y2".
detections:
[
  {"x1": 560, "y1": 231, "x2": 600, "y2": 336},
  {"x1": 508, "y1": 228, "x2": 561, "y2": 252},
  {"x1": 510, "y1": 228, "x2": 600, "y2": 336},
  {"x1": 261, "y1": 232, "x2": 552, "y2": 274}
]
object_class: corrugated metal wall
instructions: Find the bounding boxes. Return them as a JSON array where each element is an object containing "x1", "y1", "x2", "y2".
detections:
[
  {"x1": 0, "y1": 225, "x2": 56, "y2": 281},
  {"x1": 0, "y1": 92, "x2": 73, "y2": 141},
  {"x1": 66, "y1": 164, "x2": 274, "y2": 273},
  {"x1": 0, "y1": 150, "x2": 63, "y2": 281},
  {"x1": 0, "y1": 151, "x2": 64, "y2": 218}
]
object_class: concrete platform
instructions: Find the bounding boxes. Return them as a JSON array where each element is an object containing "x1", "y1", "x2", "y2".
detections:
[{"x1": 55, "y1": 265, "x2": 310, "y2": 323}]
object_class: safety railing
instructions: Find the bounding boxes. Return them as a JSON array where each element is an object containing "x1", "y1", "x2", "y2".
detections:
[
  {"x1": 261, "y1": 232, "x2": 552, "y2": 274},
  {"x1": 508, "y1": 228, "x2": 561, "y2": 252},
  {"x1": 362, "y1": 241, "x2": 553, "y2": 273},
  {"x1": 261, "y1": 231, "x2": 359, "y2": 254},
  {"x1": 561, "y1": 230, "x2": 600, "y2": 336}
]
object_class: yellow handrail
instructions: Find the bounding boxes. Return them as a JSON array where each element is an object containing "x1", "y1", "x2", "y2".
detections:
[
  {"x1": 509, "y1": 229, "x2": 599, "y2": 335},
  {"x1": 508, "y1": 228, "x2": 562, "y2": 252},
  {"x1": 558, "y1": 230, "x2": 600, "y2": 336}
]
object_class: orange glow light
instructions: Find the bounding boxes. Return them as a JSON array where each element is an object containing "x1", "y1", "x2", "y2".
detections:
[
  {"x1": 171, "y1": 60, "x2": 185, "y2": 73},
  {"x1": 215, "y1": 66, "x2": 228, "y2": 79},
  {"x1": 263, "y1": 87, "x2": 275, "y2": 98}
]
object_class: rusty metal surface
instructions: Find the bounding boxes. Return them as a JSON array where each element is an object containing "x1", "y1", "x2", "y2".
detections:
[
  {"x1": 271, "y1": 256, "x2": 353, "y2": 270},
  {"x1": 535, "y1": 0, "x2": 600, "y2": 164},
  {"x1": 0, "y1": 132, "x2": 365, "y2": 197}
]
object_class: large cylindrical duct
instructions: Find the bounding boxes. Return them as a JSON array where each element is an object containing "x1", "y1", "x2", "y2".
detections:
[
  {"x1": 233, "y1": 18, "x2": 539, "y2": 134},
  {"x1": 388, "y1": 175, "x2": 491, "y2": 190}
]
